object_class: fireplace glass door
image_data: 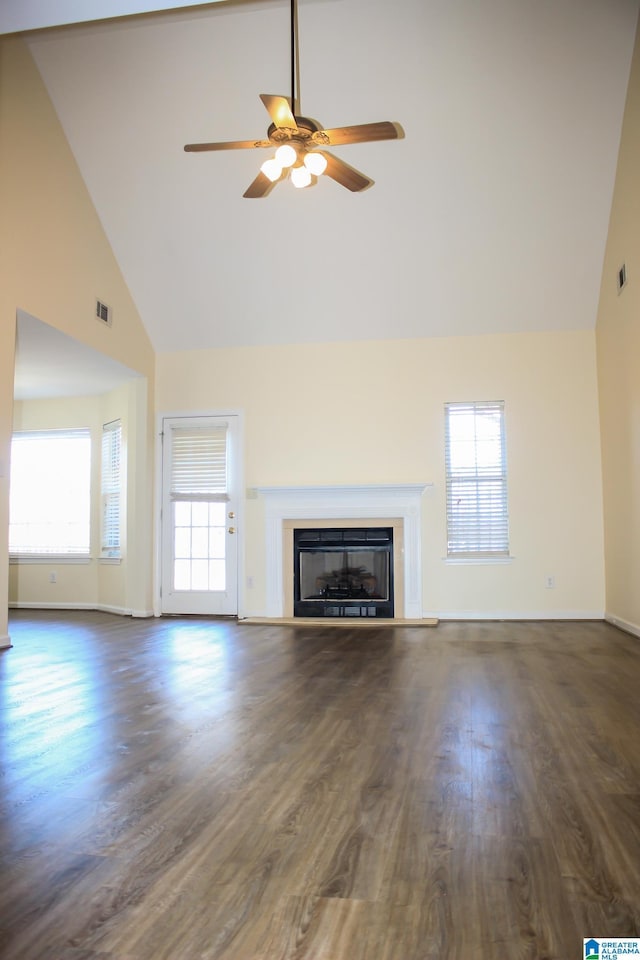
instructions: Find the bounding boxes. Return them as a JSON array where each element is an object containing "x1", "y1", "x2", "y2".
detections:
[{"x1": 294, "y1": 528, "x2": 394, "y2": 618}]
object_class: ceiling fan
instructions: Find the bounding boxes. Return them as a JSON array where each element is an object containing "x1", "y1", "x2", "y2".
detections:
[{"x1": 184, "y1": 0, "x2": 403, "y2": 198}]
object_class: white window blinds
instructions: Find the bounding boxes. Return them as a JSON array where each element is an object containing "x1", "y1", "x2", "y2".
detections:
[
  {"x1": 101, "y1": 420, "x2": 122, "y2": 556},
  {"x1": 169, "y1": 422, "x2": 229, "y2": 502},
  {"x1": 445, "y1": 401, "x2": 509, "y2": 558},
  {"x1": 9, "y1": 429, "x2": 91, "y2": 556}
]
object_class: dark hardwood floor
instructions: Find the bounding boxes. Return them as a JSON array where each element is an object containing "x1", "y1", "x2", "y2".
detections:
[{"x1": 1, "y1": 611, "x2": 639, "y2": 959}]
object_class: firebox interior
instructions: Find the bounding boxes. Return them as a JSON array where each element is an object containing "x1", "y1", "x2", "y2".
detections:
[{"x1": 293, "y1": 527, "x2": 394, "y2": 618}]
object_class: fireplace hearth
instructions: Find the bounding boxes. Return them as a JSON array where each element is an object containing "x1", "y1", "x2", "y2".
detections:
[{"x1": 294, "y1": 527, "x2": 394, "y2": 618}]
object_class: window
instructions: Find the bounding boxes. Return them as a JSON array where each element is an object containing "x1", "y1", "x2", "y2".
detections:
[
  {"x1": 101, "y1": 420, "x2": 122, "y2": 558},
  {"x1": 444, "y1": 401, "x2": 509, "y2": 558},
  {"x1": 167, "y1": 421, "x2": 229, "y2": 592},
  {"x1": 9, "y1": 429, "x2": 91, "y2": 557}
]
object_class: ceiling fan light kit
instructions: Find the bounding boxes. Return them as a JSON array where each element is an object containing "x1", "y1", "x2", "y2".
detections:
[{"x1": 184, "y1": 0, "x2": 402, "y2": 198}]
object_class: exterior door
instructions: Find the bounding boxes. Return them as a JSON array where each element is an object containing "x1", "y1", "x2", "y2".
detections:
[{"x1": 161, "y1": 415, "x2": 238, "y2": 615}]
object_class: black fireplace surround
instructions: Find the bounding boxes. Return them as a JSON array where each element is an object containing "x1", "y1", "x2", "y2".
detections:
[{"x1": 293, "y1": 527, "x2": 394, "y2": 618}]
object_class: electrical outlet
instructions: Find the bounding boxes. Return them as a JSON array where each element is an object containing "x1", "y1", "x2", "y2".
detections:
[
  {"x1": 545, "y1": 575, "x2": 555, "y2": 589},
  {"x1": 49, "y1": 571, "x2": 57, "y2": 584}
]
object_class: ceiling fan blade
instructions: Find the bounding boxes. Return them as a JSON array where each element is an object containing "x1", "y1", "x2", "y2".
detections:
[
  {"x1": 322, "y1": 152, "x2": 372, "y2": 192},
  {"x1": 259, "y1": 94, "x2": 297, "y2": 129},
  {"x1": 243, "y1": 171, "x2": 276, "y2": 199},
  {"x1": 313, "y1": 121, "x2": 401, "y2": 147},
  {"x1": 184, "y1": 138, "x2": 270, "y2": 152}
]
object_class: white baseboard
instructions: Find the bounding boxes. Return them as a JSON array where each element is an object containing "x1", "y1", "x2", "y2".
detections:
[
  {"x1": 427, "y1": 609, "x2": 606, "y2": 621},
  {"x1": 0, "y1": 634, "x2": 12, "y2": 649},
  {"x1": 605, "y1": 612, "x2": 640, "y2": 639},
  {"x1": 10, "y1": 601, "x2": 99, "y2": 611},
  {"x1": 7, "y1": 601, "x2": 154, "y2": 618}
]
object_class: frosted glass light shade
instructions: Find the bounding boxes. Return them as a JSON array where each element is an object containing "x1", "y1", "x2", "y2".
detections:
[
  {"x1": 304, "y1": 152, "x2": 327, "y2": 176},
  {"x1": 260, "y1": 157, "x2": 283, "y2": 182},
  {"x1": 275, "y1": 144, "x2": 297, "y2": 167},
  {"x1": 291, "y1": 165, "x2": 312, "y2": 188}
]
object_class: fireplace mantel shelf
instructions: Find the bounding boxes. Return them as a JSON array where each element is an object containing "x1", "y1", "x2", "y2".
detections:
[{"x1": 256, "y1": 483, "x2": 432, "y2": 620}]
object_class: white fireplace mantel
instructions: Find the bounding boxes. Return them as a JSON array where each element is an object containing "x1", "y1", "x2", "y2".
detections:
[{"x1": 255, "y1": 484, "x2": 431, "y2": 619}]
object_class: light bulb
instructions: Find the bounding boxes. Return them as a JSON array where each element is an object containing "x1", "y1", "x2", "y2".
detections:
[
  {"x1": 260, "y1": 157, "x2": 283, "y2": 182},
  {"x1": 304, "y1": 152, "x2": 327, "y2": 176},
  {"x1": 275, "y1": 144, "x2": 297, "y2": 168},
  {"x1": 290, "y1": 165, "x2": 312, "y2": 188}
]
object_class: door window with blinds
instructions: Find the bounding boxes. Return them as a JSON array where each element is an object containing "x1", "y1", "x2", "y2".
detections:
[
  {"x1": 165, "y1": 418, "x2": 231, "y2": 596},
  {"x1": 444, "y1": 401, "x2": 510, "y2": 558}
]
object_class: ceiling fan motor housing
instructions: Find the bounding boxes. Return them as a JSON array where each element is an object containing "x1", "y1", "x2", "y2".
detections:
[{"x1": 267, "y1": 116, "x2": 323, "y2": 145}]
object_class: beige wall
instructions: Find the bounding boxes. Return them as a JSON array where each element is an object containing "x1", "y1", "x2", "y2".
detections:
[
  {"x1": 157, "y1": 329, "x2": 605, "y2": 619},
  {"x1": 0, "y1": 37, "x2": 155, "y2": 642},
  {"x1": 596, "y1": 19, "x2": 640, "y2": 637}
]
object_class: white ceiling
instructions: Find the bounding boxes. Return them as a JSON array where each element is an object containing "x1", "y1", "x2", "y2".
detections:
[
  {"x1": 14, "y1": 312, "x2": 141, "y2": 401},
  {"x1": 14, "y1": 0, "x2": 640, "y2": 356},
  {"x1": 0, "y1": 0, "x2": 224, "y2": 35}
]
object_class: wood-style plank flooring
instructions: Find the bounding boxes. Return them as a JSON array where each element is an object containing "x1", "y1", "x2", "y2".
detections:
[{"x1": 1, "y1": 611, "x2": 639, "y2": 959}]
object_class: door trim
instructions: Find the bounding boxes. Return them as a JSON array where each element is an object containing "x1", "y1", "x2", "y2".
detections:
[{"x1": 154, "y1": 408, "x2": 244, "y2": 618}]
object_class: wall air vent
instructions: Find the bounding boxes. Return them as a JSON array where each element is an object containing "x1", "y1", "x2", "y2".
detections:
[
  {"x1": 96, "y1": 299, "x2": 112, "y2": 327},
  {"x1": 617, "y1": 263, "x2": 627, "y2": 294}
]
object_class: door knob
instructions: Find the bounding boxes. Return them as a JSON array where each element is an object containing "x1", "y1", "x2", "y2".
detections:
[{"x1": 228, "y1": 526, "x2": 236, "y2": 534}]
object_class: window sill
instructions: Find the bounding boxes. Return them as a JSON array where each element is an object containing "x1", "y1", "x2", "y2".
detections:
[
  {"x1": 10, "y1": 554, "x2": 91, "y2": 564},
  {"x1": 99, "y1": 556, "x2": 122, "y2": 564}
]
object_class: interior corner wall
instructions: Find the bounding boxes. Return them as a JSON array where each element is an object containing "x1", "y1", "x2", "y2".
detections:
[
  {"x1": 596, "y1": 14, "x2": 640, "y2": 638},
  {"x1": 98, "y1": 379, "x2": 153, "y2": 618},
  {"x1": 0, "y1": 36, "x2": 156, "y2": 641}
]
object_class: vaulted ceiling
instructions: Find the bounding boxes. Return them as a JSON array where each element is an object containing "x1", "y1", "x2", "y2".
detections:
[{"x1": 6, "y1": 0, "x2": 640, "y2": 354}]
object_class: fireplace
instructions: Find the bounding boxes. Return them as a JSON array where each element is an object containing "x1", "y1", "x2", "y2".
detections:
[
  {"x1": 294, "y1": 527, "x2": 394, "y2": 618},
  {"x1": 256, "y1": 484, "x2": 430, "y2": 620}
]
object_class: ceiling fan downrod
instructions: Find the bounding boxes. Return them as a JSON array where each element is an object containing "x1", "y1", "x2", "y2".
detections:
[{"x1": 290, "y1": 0, "x2": 296, "y2": 115}]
